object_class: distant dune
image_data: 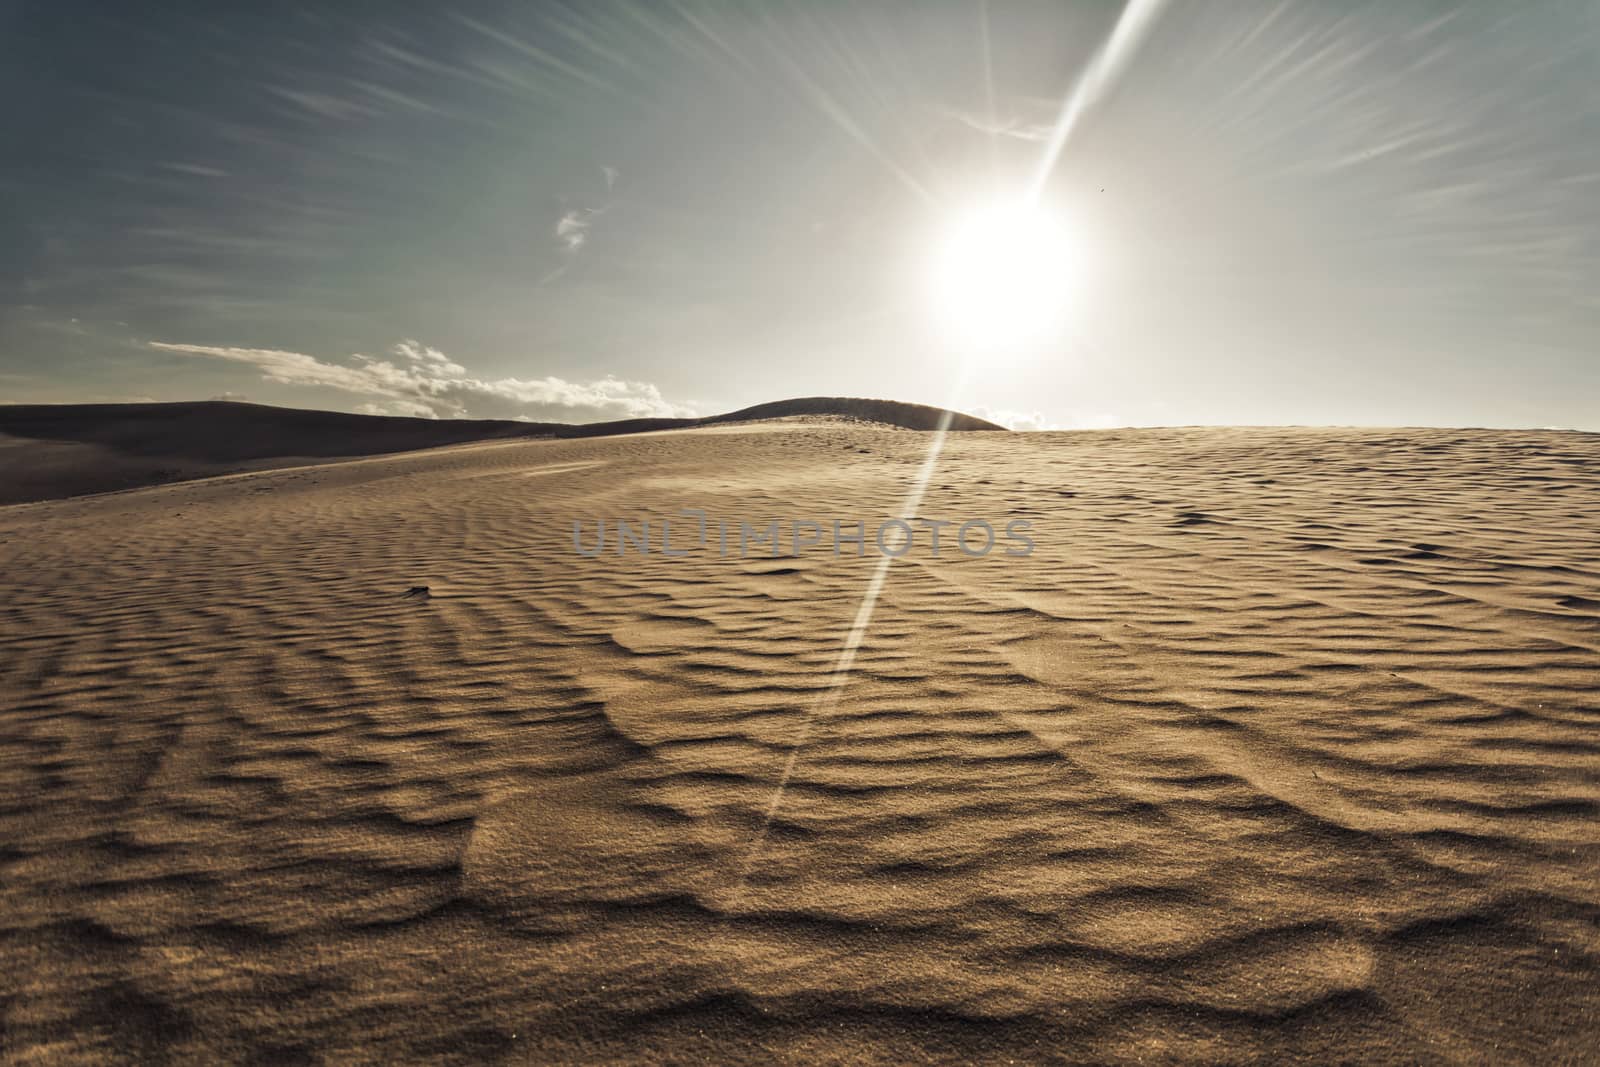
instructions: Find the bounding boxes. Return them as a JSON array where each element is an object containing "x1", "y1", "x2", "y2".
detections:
[
  {"x1": 0, "y1": 398, "x2": 1004, "y2": 505},
  {"x1": 2, "y1": 422, "x2": 1596, "y2": 1062}
]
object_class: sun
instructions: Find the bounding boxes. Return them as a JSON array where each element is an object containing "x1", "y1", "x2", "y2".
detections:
[{"x1": 928, "y1": 199, "x2": 1080, "y2": 349}]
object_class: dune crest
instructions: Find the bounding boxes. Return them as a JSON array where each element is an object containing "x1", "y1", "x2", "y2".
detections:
[{"x1": 0, "y1": 398, "x2": 1003, "y2": 505}]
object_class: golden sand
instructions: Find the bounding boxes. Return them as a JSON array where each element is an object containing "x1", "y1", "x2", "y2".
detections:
[{"x1": 2, "y1": 424, "x2": 1597, "y2": 1062}]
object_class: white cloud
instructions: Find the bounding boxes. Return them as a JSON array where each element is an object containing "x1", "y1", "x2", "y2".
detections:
[
  {"x1": 149, "y1": 340, "x2": 693, "y2": 423},
  {"x1": 971, "y1": 406, "x2": 1122, "y2": 431},
  {"x1": 555, "y1": 208, "x2": 596, "y2": 251},
  {"x1": 390, "y1": 339, "x2": 466, "y2": 376},
  {"x1": 555, "y1": 167, "x2": 616, "y2": 253},
  {"x1": 977, "y1": 408, "x2": 1058, "y2": 431}
]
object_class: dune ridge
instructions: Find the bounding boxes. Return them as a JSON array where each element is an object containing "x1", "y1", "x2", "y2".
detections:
[
  {"x1": 0, "y1": 398, "x2": 1004, "y2": 505},
  {"x1": 1, "y1": 423, "x2": 1597, "y2": 1062}
]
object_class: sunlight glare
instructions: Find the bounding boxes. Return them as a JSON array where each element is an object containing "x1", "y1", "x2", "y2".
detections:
[{"x1": 928, "y1": 200, "x2": 1080, "y2": 350}]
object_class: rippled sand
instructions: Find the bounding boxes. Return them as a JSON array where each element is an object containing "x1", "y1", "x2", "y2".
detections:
[{"x1": 3, "y1": 424, "x2": 1597, "y2": 1063}]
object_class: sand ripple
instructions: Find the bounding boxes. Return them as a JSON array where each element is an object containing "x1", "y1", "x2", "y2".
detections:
[{"x1": 2, "y1": 426, "x2": 1597, "y2": 1062}]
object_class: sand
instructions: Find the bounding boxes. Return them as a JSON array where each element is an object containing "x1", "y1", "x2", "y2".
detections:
[
  {"x1": 0, "y1": 399, "x2": 1003, "y2": 505},
  {"x1": 2, "y1": 423, "x2": 1597, "y2": 1063}
]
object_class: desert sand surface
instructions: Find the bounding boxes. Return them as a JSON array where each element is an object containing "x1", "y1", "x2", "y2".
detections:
[{"x1": 2, "y1": 423, "x2": 1598, "y2": 1063}]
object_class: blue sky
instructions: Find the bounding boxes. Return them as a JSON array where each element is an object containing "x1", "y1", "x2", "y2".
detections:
[{"x1": 4, "y1": 1, "x2": 1597, "y2": 429}]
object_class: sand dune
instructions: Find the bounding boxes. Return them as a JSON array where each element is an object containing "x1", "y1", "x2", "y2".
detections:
[
  {"x1": 2, "y1": 423, "x2": 1598, "y2": 1062},
  {"x1": 0, "y1": 398, "x2": 1003, "y2": 505}
]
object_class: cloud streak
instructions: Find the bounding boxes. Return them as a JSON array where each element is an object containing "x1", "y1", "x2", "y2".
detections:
[{"x1": 149, "y1": 340, "x2": 693, "y2": 423}]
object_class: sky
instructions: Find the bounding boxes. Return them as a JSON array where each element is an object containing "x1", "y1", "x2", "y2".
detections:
[{"x1": 3, "y1": 0, "x2": 1597, "y2": 430}]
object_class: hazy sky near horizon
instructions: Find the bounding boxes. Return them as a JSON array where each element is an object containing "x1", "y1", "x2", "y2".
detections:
[{"x1": 3, "y1": 1, "x2": 1597, "y2": 429}]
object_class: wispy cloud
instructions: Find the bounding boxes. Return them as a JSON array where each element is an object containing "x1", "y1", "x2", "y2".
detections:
[
  {"x1": 553, "y1": 166, "x2": 620, "y2": 254},
  {"x1": 148, "y1": 339, "x2": 693, "y2": 422},
  {"x1": 943, "y1": 107, "x2": 1053, "y2": 143},
  {"x1": 160, "y1": 162, "x2": 230, "y2": 178},
  {"x1": 265, "y1": 86, "x2": 378, "y2": 121},
  {"x1": 555, "y1": 208, "x2": 596, "y2": 251}
]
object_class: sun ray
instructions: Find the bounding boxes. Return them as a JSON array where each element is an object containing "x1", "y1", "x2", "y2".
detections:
[{"x1": 1026, "y1": 0, "x2": 1169, "y2": 205}]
